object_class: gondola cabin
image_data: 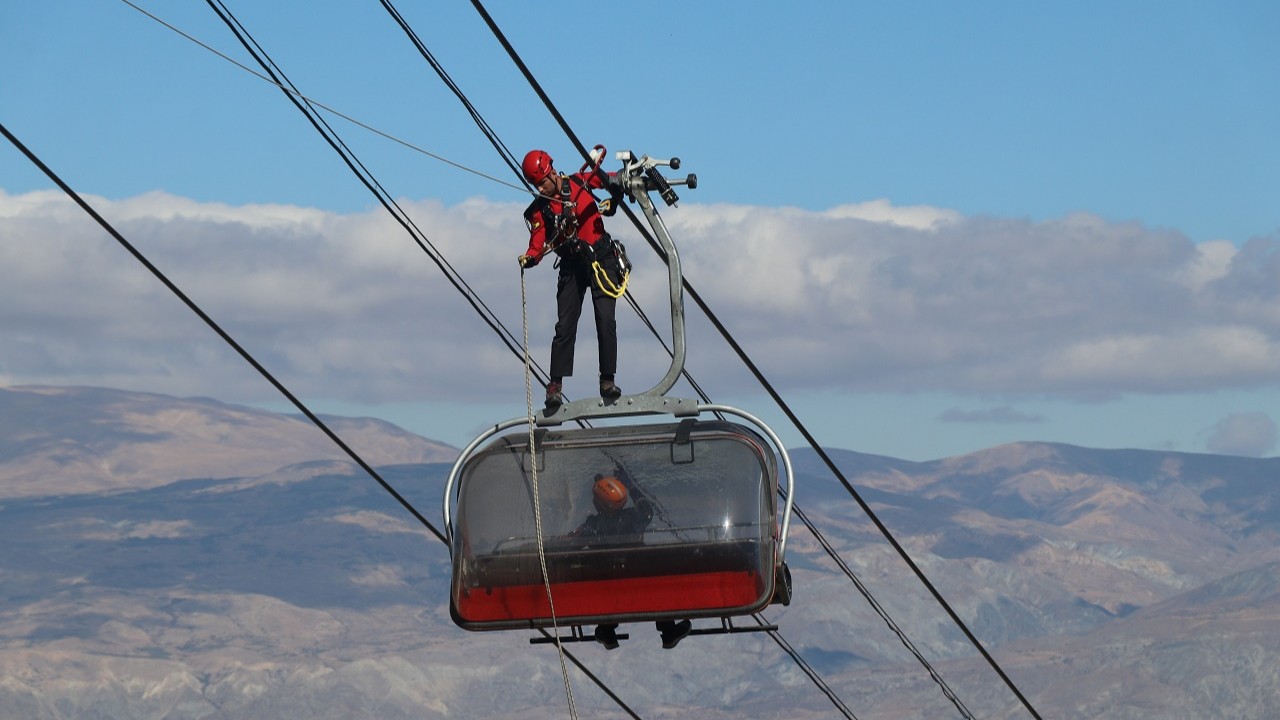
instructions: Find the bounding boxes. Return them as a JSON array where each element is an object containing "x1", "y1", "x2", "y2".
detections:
[
  {"x1": 444, "y1": 150, "x2": 793, "y2": 640},
  {"x1": 446, "y1": 419, "x2": 788, "y2": 631}
]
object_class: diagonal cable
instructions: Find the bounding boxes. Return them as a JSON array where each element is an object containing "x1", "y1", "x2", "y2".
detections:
[
  {"x1": 2, "y1": 120, "x2": 446, "y2": 545},
  {"x1": 203, "y1": 0, "x2": 541, "y2": 385},
  {"x1": 193, "y1": 4, "x2": 639, "y2": 716},
  {"x1": 3, "y1": 116, "x2": 626, "y2": 720},
  {"x1": 753, "y1": 613, "x2": 859, "y2": 720},
  {"x1": 788, "y1": 499, "x2": 975, "y2": 718},
  {"x1": 88, "y1": 3, "x2": 1018, "y2": 716},
  {"x1": 377, "y1": 0, "x2": 717, "y2": 404},
  {"x1": 376, "y1": 7, "x2": 862, "y2": 716},
  {"x1": 377, "y1": 0, "x2": 526, "y2": 183},
  {"x1": 466, "y1": 2, "x2": 1039, "y2": 718}
]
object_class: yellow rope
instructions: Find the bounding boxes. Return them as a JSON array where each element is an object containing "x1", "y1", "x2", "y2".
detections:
[{"x1": 592, "y1": 260, "x2": 629, "y2": 299}]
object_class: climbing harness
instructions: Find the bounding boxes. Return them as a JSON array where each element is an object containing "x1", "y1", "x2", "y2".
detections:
[
  {"x1": 586, "y1": 236, "x2": 630, "y2": 299},
  {"x1": 535, "y1": 151, "x2": 633, "y2": 298}
]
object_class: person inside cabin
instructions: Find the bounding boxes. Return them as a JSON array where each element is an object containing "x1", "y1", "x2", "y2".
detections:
[
  {"x1": 570, "y1": 473, "x2": 652, "y2": 544},
  {"x1": 571, "y1": 473, "x2": 692, "y2": 650},
  {"x1": 516, "y1": 148, "x2": 627, "y2": 409}
]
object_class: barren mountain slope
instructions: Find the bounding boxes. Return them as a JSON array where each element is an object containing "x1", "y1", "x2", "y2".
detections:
[
  {"x1": 4, "y1": 386, "x2": 1280, "y2": 718},
  {"x1": 0, "y1": 385, "x2": 457, "y2": 498}
]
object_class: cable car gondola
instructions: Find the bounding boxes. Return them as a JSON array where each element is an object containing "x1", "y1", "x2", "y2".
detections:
[{"x1": 444, "y1": 151, "x2": 794, "y2": 645}]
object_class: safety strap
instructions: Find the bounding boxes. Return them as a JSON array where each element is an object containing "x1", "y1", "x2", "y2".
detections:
[{"x1": 591, "y1": 259, "x2": 629, "y2": 299}]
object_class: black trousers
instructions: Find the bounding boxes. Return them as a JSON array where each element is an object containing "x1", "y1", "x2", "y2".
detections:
[{"x1": 550, "y1": 255, "x2": 619, "y2": 380}]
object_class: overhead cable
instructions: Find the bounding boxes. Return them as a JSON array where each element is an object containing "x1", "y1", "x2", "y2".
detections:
[
  {"x1": 753, "y1": 613, "x2": 860, "y2": 720},
  {"x1": 465, "y1": 2, "x2": 1040, "y2": 718},
  {"x1": 115, "y1": 0, "x2": 527, "y2": 194},
  {"x1": 376, "y1": 0, "x2": 716, "y2": 406},
  {"x1": 1, "y1": 121, "x2": 445, "y2": 545},
  {"x1": 199, "y1": 0, "x2": 548, "y2": 386},
  {"x1": 788, "y1": 499, "x2": 975, "y2": 718},
  {"x1": 378, "y1": 5, "x2": 859, "y2": 716},
  {"x1": 191, "y1": 4, "x2": 639, "y2": 716},
  {"x1": 377, "y1": 0, "x2": 527, "y2": 184},
  {"x1": 97, "y1": 3, "x2": 1028, "y2": 716}
]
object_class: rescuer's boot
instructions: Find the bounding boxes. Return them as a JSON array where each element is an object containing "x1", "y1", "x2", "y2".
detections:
[{"x1": 545, "y1": 381, "x2": 563, "y2": 409}]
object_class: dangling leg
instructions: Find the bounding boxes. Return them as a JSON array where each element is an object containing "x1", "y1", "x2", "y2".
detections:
[
  {"x1": 656, "y1": 619, "x2": 691, "y2": 649},
  {"x1": 549, "y1": 265, "x2": 589, "y2": 404},
  {"x1": 591, "y1": 265, "x2": 620, "y2": 399},
  {"x1": 594, "y1": 623, "x2": 620, "y2": 650}
]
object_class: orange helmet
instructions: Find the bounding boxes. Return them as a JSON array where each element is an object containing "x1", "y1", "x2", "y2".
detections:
[
  {"x1": 521, "y1": 149, "x2": 555, "y2": 184},
  {"x1": 592, "y1": 475, "x2": 628, "y2": 512}
]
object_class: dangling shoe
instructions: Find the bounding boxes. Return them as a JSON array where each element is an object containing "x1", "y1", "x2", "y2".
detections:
[
  {"x1": 599, "y1": 378, "x2": 622, "y2": 400},
  {"x1": 658, "y1": 619, "x2": 691, "y2": 649},
  {"x1": 545, "y1": 381, "x2": 563, "y2": 409},
  {"x1": 594, "y1": 623, "x2": 620, "y2": 650}
]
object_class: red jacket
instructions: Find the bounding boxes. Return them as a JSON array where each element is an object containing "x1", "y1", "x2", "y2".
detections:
[{"x1": 522, "y1": 170, "x2": 614, "y2": 263}]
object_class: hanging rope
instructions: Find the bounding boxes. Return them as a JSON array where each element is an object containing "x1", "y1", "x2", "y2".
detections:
[
  {"x1": 521, "y1": 267, "x2": 579, "y2": 720},
  {"x1": 97, "y1": 4, "x2": 1019, "y2": 717},
  {"x1": 468, "y1": 2, "x2": 1040, "y2": 717}
]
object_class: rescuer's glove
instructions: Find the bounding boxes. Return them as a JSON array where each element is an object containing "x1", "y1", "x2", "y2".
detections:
[{"x1": 518, "y1": 254, "x2": 536, "y2": 269}]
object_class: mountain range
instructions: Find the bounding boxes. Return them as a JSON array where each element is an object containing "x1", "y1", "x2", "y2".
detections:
[{"x1": 2, "y1": 384, "x2": 1279, "y2": 718}]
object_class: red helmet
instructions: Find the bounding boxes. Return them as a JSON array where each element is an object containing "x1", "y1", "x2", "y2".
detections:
[
  {"x1": 592, "y1": 475, "x2": 628, "y2": 512},
  {"x1": 521, "y1": 149, "x2": 555, "y2": 184}
]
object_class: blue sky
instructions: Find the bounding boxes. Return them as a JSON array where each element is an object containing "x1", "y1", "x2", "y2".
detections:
[{"x1": 3, "y1": 1, "x2": 1279, "y2": 460}]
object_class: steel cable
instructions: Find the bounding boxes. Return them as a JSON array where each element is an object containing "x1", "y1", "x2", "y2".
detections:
[{"x1": 466, "y1": 2, "x2": 1040, "y2": 717}]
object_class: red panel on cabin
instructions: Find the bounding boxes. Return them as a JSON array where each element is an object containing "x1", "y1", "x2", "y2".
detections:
[{"x1": 456, "y1": 570, "x2": 766, "y2": 624}]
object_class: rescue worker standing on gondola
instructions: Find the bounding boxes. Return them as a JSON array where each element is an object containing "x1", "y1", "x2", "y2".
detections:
[{"x1": 517, "y1": 148, "x2": 627, "y2": 408}]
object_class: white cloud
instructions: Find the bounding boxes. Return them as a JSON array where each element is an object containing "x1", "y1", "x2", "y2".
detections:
[
  {"x1": 824, "y1": 199, "x2": 962, "y2": 230},
  {"x1": 938, "y1": 406, "x2": 1046, "y2": 424},
  {"x1": 1177, "y1": 239, "x2": 1237, "y2": 290},
  {"x1": 2, "y1": 189, "x2": 1279, "y2": 408},
  {"x1": 1206, "y1": 412, "x2": 1278, "y2": 457},
  {"x1": 1043, "y1": 326, "x2": 1280, "y2": 391}
]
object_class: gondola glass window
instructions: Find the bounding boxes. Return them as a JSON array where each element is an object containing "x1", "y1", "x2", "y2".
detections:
[{"x1": 450, "y1": 421, "x2": 779, "y2": 629}]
